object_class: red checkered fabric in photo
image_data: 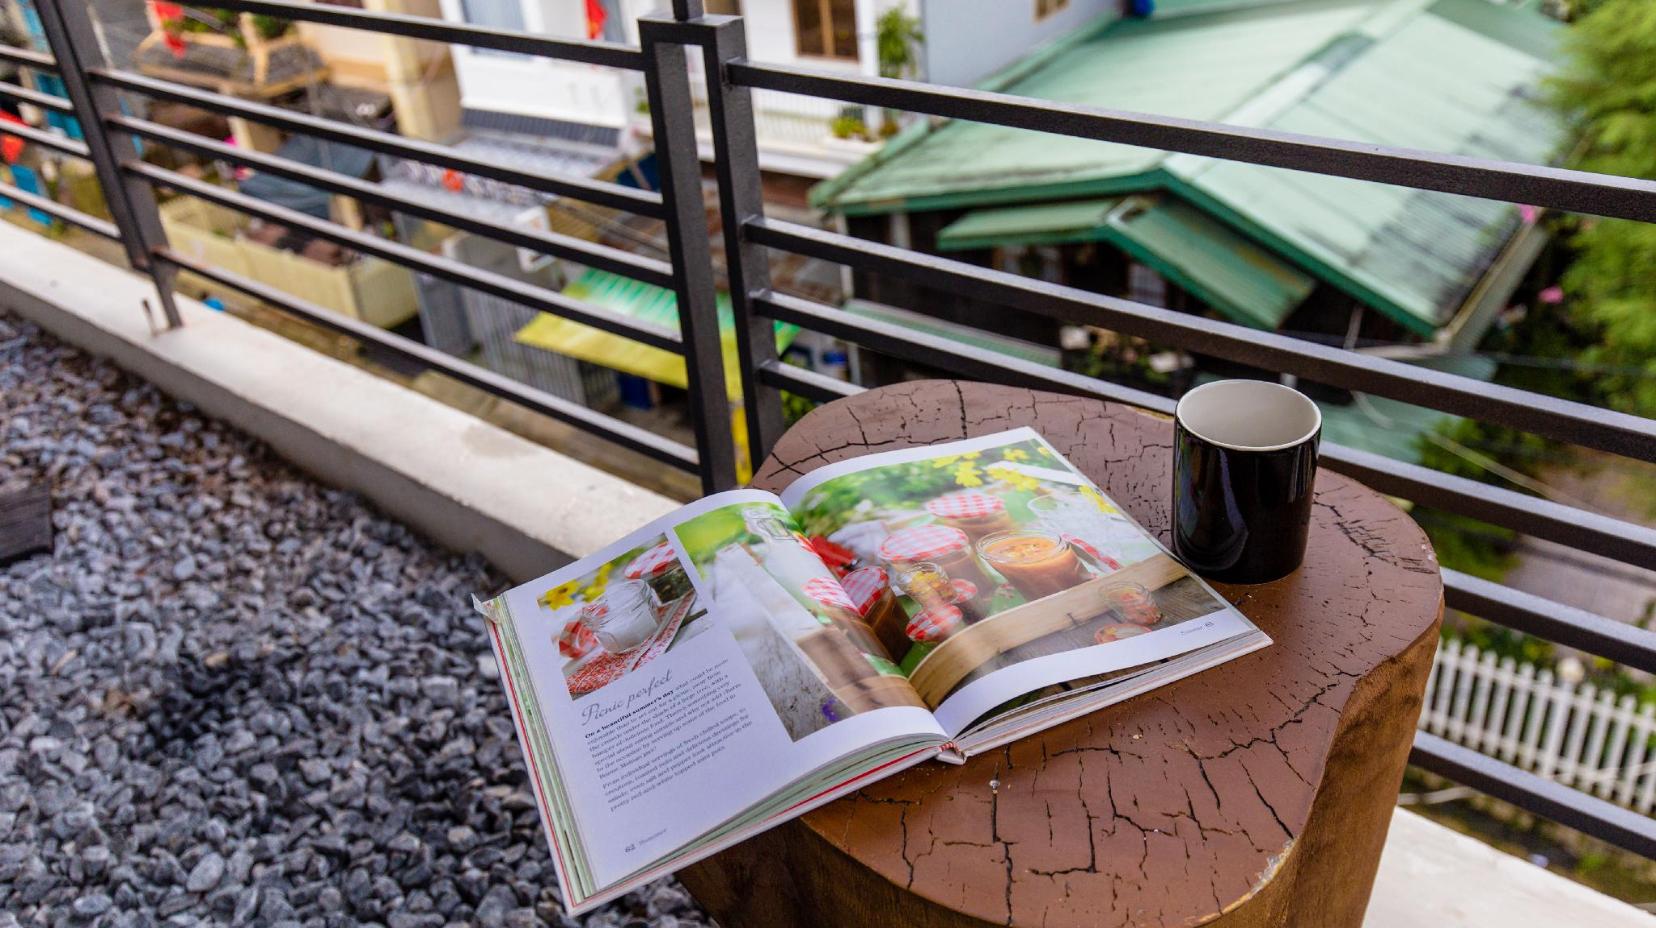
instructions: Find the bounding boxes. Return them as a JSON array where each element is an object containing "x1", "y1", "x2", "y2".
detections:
[
  {"x1": 558, "y1": 618, "x2": 599, "y2": 660},
  {"x1": 924, "y1": 491, "x2": 1005, "y2": 519},
  {"x1": 625, "y1": 542, "x2": 679, "y2": 579},
  {"x1": 905, "y1": 604, "x2": 963, "y2": 643},
  {"x1": 840, "y1": 566, "x2": 889, "y2": 616},
  {"x1": 878, "y1": 524, "x2": 970, "y2": 563},
  {"x1": 801, "y1": 577, "x2": 857, "y2": 612}
]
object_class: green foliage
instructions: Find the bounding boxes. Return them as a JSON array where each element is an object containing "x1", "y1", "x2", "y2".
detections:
[
  {"x1": 1547, "y1": 0, "x2": 1656, "y2": 418},
  {"x1": 170, "y1": 8, "x2": 292, "y2": 45},
  {"x1": 781, "y1": 390, "x2": 816, "y2": 426},
  {"x1": 1411, "y1": 418, "x2": 1541, "y2": 583},
  {"x1": 829, "y1": 113, "x2": 869, "y2": 141},
  {"x1": 875, "y1": 8, "x2": 924, "y2": 79},
  {"x1": 1448, "y1": 621, "x2": 1555, "y2": 666},
  {"x1": 792, "y1": 439, "x2": 1051, "y2": 538}
]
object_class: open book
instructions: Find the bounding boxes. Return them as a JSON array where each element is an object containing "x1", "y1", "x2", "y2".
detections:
[{"x1": 475, "y1": 428, "x2": 1270, "y2": 913}]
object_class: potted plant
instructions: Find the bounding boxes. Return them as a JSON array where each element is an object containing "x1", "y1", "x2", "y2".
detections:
[
  {"x1": 140, "y1": 3, "x2": 322, "y2": 98},
  {"x1": 875, "y1": 8, "x2": 923, "y2": 137}
]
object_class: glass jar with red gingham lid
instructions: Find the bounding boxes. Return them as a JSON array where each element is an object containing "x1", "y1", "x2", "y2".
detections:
[
  {"x1": 906, "y1": 604, "x2": 964, "y2": 644},
  {"x1": 924, "y1": 491, "x2": 1015, "y2": 541},
  {"x1": 841, "y1": 566, "x2": 908, "y2": 660},
  {"x1": 625, "y1": 541, "x2": 692, "y2": 603},
  {"x1": 802, "y1": 575, "x2": 888, "y2": 658},
  {"x1": 879, "y1": 524, "x2": 995, "y2": 606},
  {"x1": 558, "y1": 616, "x2": 599, "y2": 660},
  {"x1": 801, "y1": 576, "x2": 858, "y2": 613}
]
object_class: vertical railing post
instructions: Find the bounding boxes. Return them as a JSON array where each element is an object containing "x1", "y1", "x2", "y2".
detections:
[
  {"x1": 639, "y1": 9, "x2": 738, "y2": 494},
  {"x1": 33, "y1": 0, "x2": 183, "y2": 328},
  {"x1": 692, "y1": 10, "x2": 787, "y2": 469}
]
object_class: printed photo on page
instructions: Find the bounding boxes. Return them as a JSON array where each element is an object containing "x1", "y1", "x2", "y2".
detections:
[{"x1": 778, "y1": 429, "x2": 1265, "y2": 734}]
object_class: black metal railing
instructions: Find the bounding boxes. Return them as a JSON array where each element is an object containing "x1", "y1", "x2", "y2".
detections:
[{"x1": 2, "y1": 0, "x2": 1654, "y2": 862}]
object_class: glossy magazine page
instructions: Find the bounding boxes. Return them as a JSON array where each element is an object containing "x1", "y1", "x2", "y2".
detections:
[
  {"x1": 478, "y1": 489, "x2": 948, "y2": 912},
  {"x1": 777, "y1": 428, "x2": 1269, "y2": 736}
]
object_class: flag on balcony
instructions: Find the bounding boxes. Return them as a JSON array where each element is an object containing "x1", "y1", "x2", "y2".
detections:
[{"x1": 585, "y1": 0, "x2": 607, "y2": 40}]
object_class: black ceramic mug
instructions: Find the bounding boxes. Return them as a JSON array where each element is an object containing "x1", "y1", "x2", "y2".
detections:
[{"x1": 1172, "y1": 379, "x2": 1321, "y2": 584}]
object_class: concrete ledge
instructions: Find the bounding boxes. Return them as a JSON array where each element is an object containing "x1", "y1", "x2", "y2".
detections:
[
  {"x1": 1367, "y1": 810, "x2": 1654, "y2": 927},
  {"x1": 0, "y1": 222, "x2": 677, "y2": 582}
]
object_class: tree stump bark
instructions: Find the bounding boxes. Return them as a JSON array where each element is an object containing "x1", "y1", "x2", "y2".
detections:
[{"x1": 679, "y1": 381, "x2": 1443, "y2": 928}]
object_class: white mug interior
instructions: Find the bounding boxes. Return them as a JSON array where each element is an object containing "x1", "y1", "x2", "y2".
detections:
[{"x1": 1175, "y1": 380, "x2": 1322, "y2": 452}]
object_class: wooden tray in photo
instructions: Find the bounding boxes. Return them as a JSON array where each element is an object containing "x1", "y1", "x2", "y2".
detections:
[{"x1": 908, "y1": 553, "x2": 1186, "y2": 708}]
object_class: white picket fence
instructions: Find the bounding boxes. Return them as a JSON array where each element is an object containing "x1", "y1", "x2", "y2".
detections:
[{"x1": 1422, "y1": 638, "x2": 1656, "y2": 814}]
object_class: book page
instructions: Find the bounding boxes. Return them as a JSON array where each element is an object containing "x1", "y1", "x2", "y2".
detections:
[
  {"x1": 484, "y1": 489, "x2": 945, "y2": 902},
  {"x1": 779, "y1": 428, "x2": 1266, "y2": 736}
]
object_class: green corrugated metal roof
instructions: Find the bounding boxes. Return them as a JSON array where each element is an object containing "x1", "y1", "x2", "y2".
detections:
[
  {"x1": 1103, "y1": 196, "x2": 1316, "y2": 329},
  {"x1": 936, "y1": 195, "x2": 1316, "y2": 329},
  {"x1": 813, "y1": 0, "x2": 1564, "y2": 335},
  {"x1": 812, "y1": 0, "x2": 1379, "y2": 214},
  {"x1": 936, "y1": 199, "x2": 1120, "y2": 251}
]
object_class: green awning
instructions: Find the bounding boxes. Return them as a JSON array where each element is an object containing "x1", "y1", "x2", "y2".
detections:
[
  {"x1": 1103, "y1": 196, "x2": 1316, "y2": 330},
  {"x1": 936, "y1": 195, "x2": 1316, "y2": 330},
  {"x1": 937, "y1": 199, "x2": 1120, "y2": 251}
]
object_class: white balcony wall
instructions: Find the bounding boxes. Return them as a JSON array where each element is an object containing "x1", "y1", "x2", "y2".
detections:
[
  {"x1": 919, "y1": 0, "x2": 1121, "y2": 88},
  {"x1": 437, "y1": 0, "x2": 638, "y2": 128}
]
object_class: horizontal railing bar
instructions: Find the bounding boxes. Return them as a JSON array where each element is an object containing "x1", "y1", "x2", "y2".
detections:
[
  {"x1": 756, "y1": 289, "x2": 1176, "y2": 411},
  {"x1": 756, "y1": 292, "x2": 1656, "y2": 570},
  {"x1": 158, "y1": 249, "x2": 700, "y2": 472},
  {"x1": 756, "y1": 358, "x2": 861, "y2": 404},
  {"x1": 114, "y1": 115, "x2": 675, "y2": 289},
  {"x1": 1443, "y1": 569, "x2": 1656, "y2": 675},
  {"x1": 0, "y1": 80, "x2": 73, "y2": 114},
  {"x1": 92, "y1": 69, "x2": 664, "y2": 217},
  {"x1": 747, "y1": 218, "x2": 1656, "y2": 463},
  {"x1": 729, "y1": 62, "x2": 1656, "y2": 224},
  {"x1": 764, "y1": 296, "x2": 1651, "y2": 670},
  {"x1": 1321, "y1": 446, "x2": 1656, "y2": 571},
  {"x1": 0, "y1": 44, "x2": 55, "y2": 70},
  {"x1": 0, "y1": 118, "x2": 89, "y2": 158},
  {"x1": 193, "y1": 0, "x2": 644, "y2": 70},
  {"x1": 128, "y1": 162, "x2": 683, "y2": 353},
  {"x1": 1411, "y1": 731, "x2": 1656, "y2": 859},
  {"x1": 0, "y1": 180, "x2": 120, "y2": 239}
]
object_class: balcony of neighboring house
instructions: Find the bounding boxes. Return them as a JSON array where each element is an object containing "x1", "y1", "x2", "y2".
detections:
[{"x1": 4, "y1": 0, "x2": 1656, "y2": 924}]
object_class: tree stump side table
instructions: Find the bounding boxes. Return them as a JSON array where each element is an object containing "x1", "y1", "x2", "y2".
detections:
[{"x1": 678, "y1": 382, "x2": 1444, "y2": 928}]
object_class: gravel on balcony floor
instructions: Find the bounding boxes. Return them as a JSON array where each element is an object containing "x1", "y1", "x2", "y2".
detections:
[{"x1": 0, "y1": 314, "x2": 712, "y2": 928}]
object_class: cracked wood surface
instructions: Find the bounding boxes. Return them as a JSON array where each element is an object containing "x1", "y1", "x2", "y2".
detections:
[{"x1": 679, "y1": 382, "x2": 1443, "y2": 928}]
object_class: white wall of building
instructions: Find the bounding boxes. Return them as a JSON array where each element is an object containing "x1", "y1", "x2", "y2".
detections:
[
  {"x1": 437, "y1": 0, "x2": 644, "y2": 128},
  {"x1": 920, "y1": 0, "x2": 1121, "y2": 88}
]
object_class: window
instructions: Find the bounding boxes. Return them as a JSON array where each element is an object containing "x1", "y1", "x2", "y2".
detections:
[
  {"x1": 1127, "y1": 263, "x2": 1167, "y2": 308},
  {"x1": 1035, "y1": 0, "x2": 1070, "y2": 20},
  {"x1": 794, "y1": 0, "x2": 858, "y2": 60},
  {"x1": 459, "y1": 0, "x2": 527, "y2": 55}
]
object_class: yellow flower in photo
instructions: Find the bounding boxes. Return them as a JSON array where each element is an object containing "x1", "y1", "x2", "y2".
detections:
[
  {"x1": 930, "y1": 454, "x2": 962, "y2": 469},
  {"x1": 1080, "y1": 486, "x2": 1118, "y2": 514},
  {"x1": 1037, "y1": 445, "x2": 1054, "y2": 458},
  {"x1": 953, "y1": 460, "x2": 983, "y2": 487},
  {"x1": 581, "y1": 561, "x2": 615, "y2": 601},
  {"x1": 539, "y1": 578, "x2": 582, "y2": 611},
  {"x1": 985, "y1": 462, "x2": 1039, "y2": 492},
  {"x1": 1001, "y1": 448, "x2": 1029, "y2": 462}
]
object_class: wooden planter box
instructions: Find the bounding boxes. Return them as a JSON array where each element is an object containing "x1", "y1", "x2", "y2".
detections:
[
  {"x1": 134, "y1": 23, "x2": 326, "y2": 98},
  {"x1": 161, "y1": 197, "x2": 418, "y2": 328}
]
